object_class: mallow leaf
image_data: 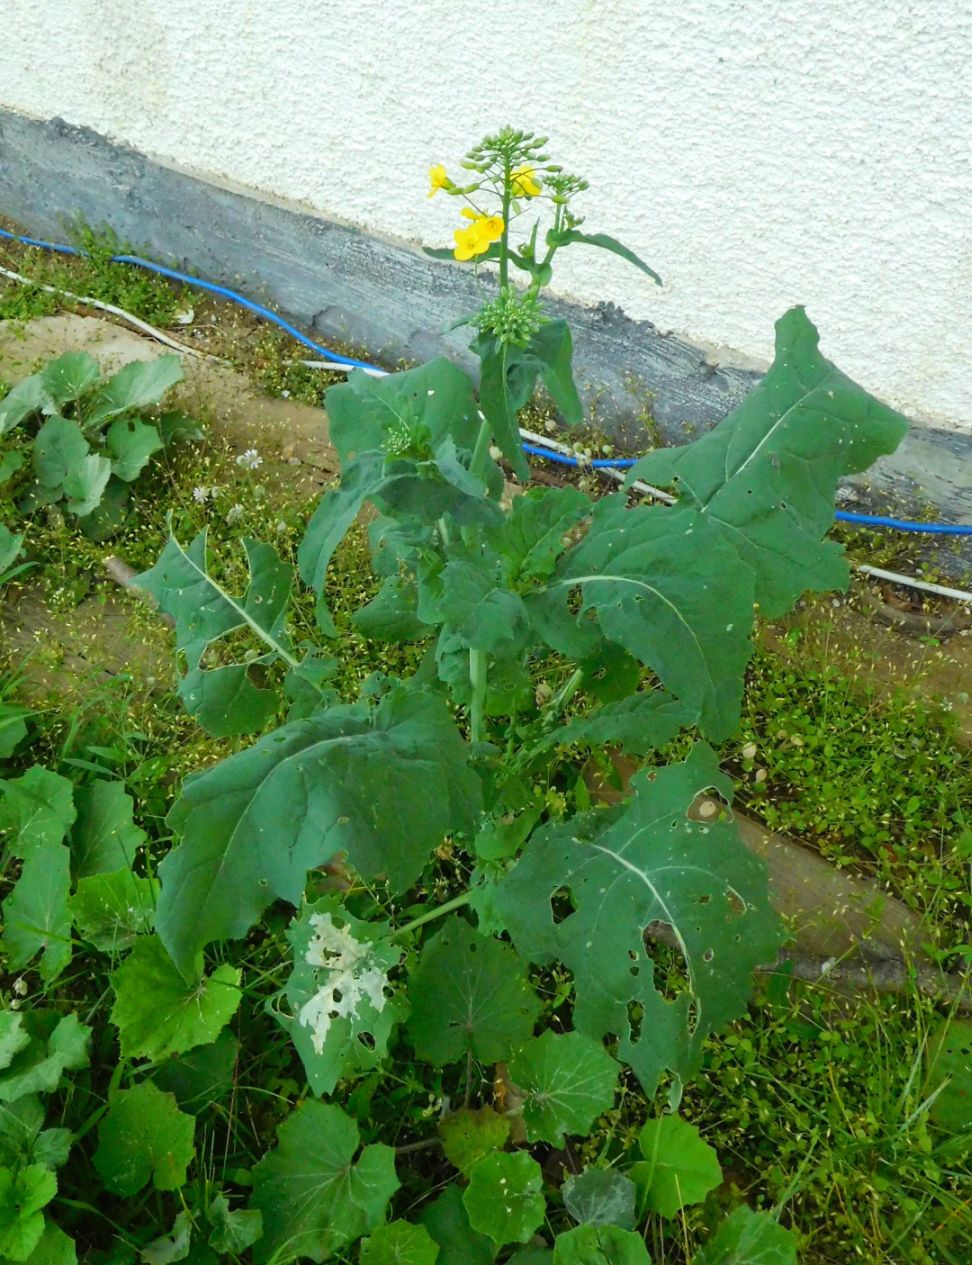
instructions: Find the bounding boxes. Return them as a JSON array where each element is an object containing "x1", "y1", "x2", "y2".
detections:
[
  {"x1": 552, "y1": 1225, "x2": 650, "y2": 1265},
  {"x1": 360, "y1": 1221, "x2": 439, "y2": 1265},
  {"x1": 0, "y1": 1163, "x2": 57, "y2": 1261},
  {"x1": 93, "y1": 1081, "x2": 195, "y2": 1196},
  {"x1": 135, "y1": 530, "x2": 292, "y2": 736},
  {"x1": 493, "y1": 745, "x2": 783, "y2": 1094},
  {"x1": 69, "y1": 869, "x2": 155, "y2": 951},
  {"x1": 508, "y1": 1032, "x2": 619, "y2": 1145},
  {"x1": 631, "y1": 1115, "x2": 722, "y2": 1218},
  {"x1": 463, "y1": 1152, "x2": 545, "y2": 1247},
  {"x1": 249, "y1": 1101, "x2": 398, "y2": 1264},
  {"x1": 70, "y1": 779, "x2": 146, "y2": 879},
  {"x1": 624, "y1": 307, "x2": 908, "y2": 617},
  {"x1": 0, "y1": 1013, "x2": 90, "y2": 1104},
  {"x1": 64, "y1": 453, "x2": 112, "y2": 517},
  {"x1": 0, "y1": 374, "x2": 52, "y2": 434},
  {"x1": 106, "y1": 416, "x2": 163, "y2": 482},
  {"x1": 562, "y1": 1168, "x2": 638, "y2": 1230},
  {"x1": 0, "y1": 768, "x2": 75, "y2": 859},
  {"x1": 0, "y1": 526, "x2": 24, "y2": 579},
  {"x1": 439, "y1": 1106, "x2": 511, "y2": 1175},
  {"x1": 157, "y1": 684, "x2": 480, "y2": 977},
  {"x1": 420, "y1": 1186, "x2": 494, "y2": 1265},
  {"x1": 87, "y1": 355, "x2": 183, "y2": 427},
  {"x1": 32, "y1": 416, "x2": 89, "y2": 491},
  {"x1": 692, "y1": 1206, "x2": 797, "y2": 1265}
]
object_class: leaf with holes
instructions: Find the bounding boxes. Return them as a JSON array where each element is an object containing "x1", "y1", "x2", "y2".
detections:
[
  {"x1": 274, "y1": 897, "x2": 403, "y2": 1096},
  {"x1": 926, "y1": 1017, "x2": 972, "y2": 1134},
  {"x1": 110, "y1": 935, "x2": 242, "y2": 1061},
  {"x1": 406, "y1": 918, "x2": 540, "y2": 1065},
  {"x1": 157, "y1": 684, "x2": 480, "y2": 977},
  {"x1": 624, "y1": 307, "x2": 908, "y2": 617},
  {"x1": 249, "y1": 1101, "x2": 398, "y2": 1264},
  {"x1": 631, "y1": 1115, "x2": 722, "y2": 1219},
  {"x1": 492, "y1": 745, "x2": 784, "y2": 1093},
  {"x1": 562, "y1": 1168, "x2": 637, "y2": 1230},
  {"x1": 135, "y1": 529, "x2": 293, "y2": 736},
  {"x1": 693, "y1": 1206, "x2": 797, "y2": 1265},
  {"x1": 463, "y1": 1152, "x2": 546, "y2": 1247},
  {"x1": 360, "y1": 1221, "x2": 440, "y2": 1265},
  {"x1": 553, "y1": 1224, "x2": 650, "y2": 1265},
  {"x1": 93, "y1": 1081, "x2": 195, "y2": 1196},
  {"x1": 508, "y1": 1032, "x2": 619, "y2": 1145},
  {"x1": 70, "y1": 780, "x2": 146, "y2": 879}
]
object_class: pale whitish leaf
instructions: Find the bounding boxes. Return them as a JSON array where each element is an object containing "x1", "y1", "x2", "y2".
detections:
[
  {"x1": 157, "y1": 684, "x2": 480, "y2": 977},
  {"x1": 39, "y1": 352, "x2": 100, "y2": 408},
  {"x1": 140, "y1": 1211, "x2": 192, "y2": 1265},
  {"x1": 562, "y1": 1168, "x2": 637, "y2": 1230},
  {"x1": 0, "y1": 1013, "x2": 91, "y2": 1104},
  {"x1": 359, "y1": 1221, "x2": 439, "y2": 1265},
  {"x1": 69, "y1": 868, "x2": 155, "y2": 952},
  {"x1": 632, "y1": 1115, "x2": 722, "y2": 1218},
  {"x1": 692, "y1": 1206, "x2": 797, "y2": 1265},
  {"x1": 625, "y1": 307, "x2": 908, "y2": 617},
  {"x1": 0, "y1": 768, "x2": 75, "y2": 860},
  {"x1": 2, "y1": 843, "x2": 73, "y2": 982},
  {"x1": 87, "y1": 356, "x2": 183, "y2": 427},
  {"x1": 93, "y1": 1081, "x2": 195, "y2": 1196},
  {"x1": 508, "y1": 1031, "x2": 619, "y2": 1145},
  {"x1": 275, "y1": 897, "x2": 403, "y2": 1096},
  {"x1": 134, "y1": 530, "x2": 293, "y2": 736},
  {"x1": 493, "y1": 745, "x2": 783, "y2": 1094},
  {"x1": 110, "y1": 935, "x2": 241, "y2": 1061},
  {"x1": 552, "y1": 1224, "x2": 650, "y2": 1265},
  {"x1": 536, "y1": 494, "x2": 755, "y2": 740},
  {"x1": 70, "y1": 780, "x2": 146, "y2": 878},
  {"x1": 249, "y1": 1101, "x2": 398, "y2": 1264},
  {"x1": 420, "y1": 1186, "x2": 494, "y2": 1265},
  {"x1": 406, "y1": 918, "x2": 540, "y2": 1065},
  {"x1": 462, "y1": 1152, "x2": 545, "y2": 1247}
]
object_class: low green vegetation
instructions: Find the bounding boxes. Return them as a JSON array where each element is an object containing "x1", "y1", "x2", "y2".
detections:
[{"x1": 1, "y1": 134, "x2": 969, "y2": 1265}]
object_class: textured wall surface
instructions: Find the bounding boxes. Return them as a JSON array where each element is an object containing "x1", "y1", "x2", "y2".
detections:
[{"x1": 1, "y1": 0, "x2": 970, "y2": 436}]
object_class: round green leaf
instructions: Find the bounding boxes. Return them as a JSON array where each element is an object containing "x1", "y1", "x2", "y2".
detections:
[
  {"x1": 110, "y1": 936, "x2": 241, "y2": 1061},
  {"x1": 693, "y1": 1206, "x2": 797, "y2": 1265},
  {"x1": 562, "y1": 1168, "x2": 637, "y2": 1230},
  {"x1": 509, "y1": 1031, "x2": 619, "y2": 1145},
  {"x1": 360, "y1": 1220, "x2": 439, "y2": 1265},
  {"x1": 407, "y1": 918, "x2": 540, "y2": 1065},
  {"x1": 419, "y1": 1186, "x2": 494, "y2": 1265},
  {"x1": 440, "y1": 1106, "x2": 510, "y2": 1174},
  {"x1": 926, "y1": 1017, "x2": 972, "y2": 1133},
  {"x1": 632, "y1": 1116, "x2": 722, "y2": 1219},
  {"x1": 93, "y1": 1081, "x2": 195, "y2": 1196},
  {"x1": 463, "y1": 1152, "x2": 546, "y2": 1247},
  {"x1": 552, "y1": 1224, "x2": 650, "y2": 1265}
]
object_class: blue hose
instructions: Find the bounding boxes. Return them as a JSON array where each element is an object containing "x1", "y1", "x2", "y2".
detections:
[{"x1": 2, "y1": 225, "x2": 970, "y2": 537}]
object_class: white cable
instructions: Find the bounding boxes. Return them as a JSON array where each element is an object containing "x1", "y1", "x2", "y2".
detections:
[
  {"x1": 0, "y1": 265, "x2": 215, "y2": 360},
  {"x1": 517, "y1": 425, "x2": 677, "y2": 505},
  {"x1": 856, "y1": 564, "x2": 972, "y2": 604},
  {"x1": 297, "y1": 358, "x2": 388, "y2": 379}
]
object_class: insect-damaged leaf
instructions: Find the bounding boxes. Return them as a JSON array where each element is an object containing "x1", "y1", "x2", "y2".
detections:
[
  {"x1": 624, "y1": 306, "x2": 908, "y2": 617},
  {"x1": 492, "y1": 745, "x2": 783, "y2": 1093},
  {"x1": 157, "y1": 685, "x2": 480, "y2": 977}
]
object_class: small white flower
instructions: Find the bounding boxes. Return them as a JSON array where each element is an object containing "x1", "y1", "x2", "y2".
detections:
[
  {"x1": 275, "y1": 520, "x2": 288, "y2": 535},
  {"x1": 13, "y1": 977, "x2": 28, "y2": 996},
  {"x1": 236, "y1": 448, "x2": 263, "y2": 470},
  {"x1": 9, "y1": 998, "x2": 21, "y2": 1011},
  {"x1": 192, "y1": 486, "x2": 212, "y2": 504},
  {"x1": 281, "y1": 389, "x2": 291, "y2": 399},
  {"x1": 226, "y1": 504, "x2": 244, "y2": 524}
]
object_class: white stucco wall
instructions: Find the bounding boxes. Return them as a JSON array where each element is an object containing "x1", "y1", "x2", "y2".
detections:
[{"x1": 2, "y1": 0, "x2": 970, "y2": 431}]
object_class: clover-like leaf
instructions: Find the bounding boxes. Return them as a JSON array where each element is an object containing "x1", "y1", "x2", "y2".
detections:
[
  {"x1": 110, "y1": 935, "x2": 241, "y2": 1061},
  {"x1": 157, "y1": 684, "x2": 480, "y2": 977},
  {"x1": 406, "y1": 918, "x2": 540, "y2": 1065},
  {"x1": 69, "y1": 780, "x2": 146, "y2": 879},
  {"x1": 632, "y1": 1116, "x2": 722, "y2": 1219},
  {"x1": 0, "y1": 1014, "x2": 90, "y2": 1104},
  {"x1": 87, "y1": 355, "x2": 183, "y2": 427},
  {"x1": 0, "y1": 769, "x2": 75, "y2": 860},
  {"x1": 463, "y1": 1152, "x2": 546, "y2": 1247},
  {"x1": 493, "y1": 745, "x2": 783, "y2": 1094},
  {"x1": 274, "y1": 898, "x2": 403, "y2": 1096},
  {"x1": 508, "y1": 1032, "x2": 619, "y2": 1146},
  {"x1": 420, "y1": 1186, "x2": 494, "y2": 1265},
  {"x1": 249, "y1": 1101, "x2": 398, "y2": 1264},
  {"x1": 135, "y1": 530, "x2": 292, "y2": 737},
  {"x1": 94, "y1": 1081, "x2": 195, "y2": 1196},
  {"x1": 69, "y1": 869, "x2": 155, "y2": 952},
  {"x1": 562, "y1": 1168, "x2": 637, "y2": 1231},
  {"x1": 440, "y1": 1106, "x2": 511, "y2": 1174},
  {"x1": 692, "y1": 1206, "x2": 797, "y2": 1265},
  {"x1": 624, "y1": 307, "x2": 908, "y2": 617},
  {"x1": 2, "y1": 843, "x2": 73, "y2": 982},
  {"x1": 360, "y1": 1221, "x2": 439, "y2": 1265},
  {"x1": 0, "y1": 1163, "x2": 57, "y2": 1260},
  {"x1": 553, "y1": 1224, "x2": 650, "y2": 1265}
]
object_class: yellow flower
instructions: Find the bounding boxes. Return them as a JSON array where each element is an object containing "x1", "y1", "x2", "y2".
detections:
[
  {"x1": 511, "y1": 164, "x2": 541, "y2": 198},
  {"x1": 453, "y1": 213, "x2": 504, "y2": 261},
  {"x1": 428, "y1": 164, "x2": 452, "y2": 197}
]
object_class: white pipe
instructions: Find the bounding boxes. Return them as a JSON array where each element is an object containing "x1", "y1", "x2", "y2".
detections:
[{"x1": 856, "y1": 564, "x2": 972, "y2": 604}]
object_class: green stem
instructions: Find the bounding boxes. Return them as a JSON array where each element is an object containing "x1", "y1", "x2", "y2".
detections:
[
  {"x1": 469, "y1": 648, "x2": 488, "y2": 744},
  {"x1": 468, "y1": 415, "x2": 494, "y2": 483},
  {"x1": 499, "y1": 159, "x2": 512, "y2": 288},
  {"x1": 391, "y1": 891, "x2": 470, "y2": 941},
  {"x1": 546, "y1": 667, "x2": 584, "y2": 726}
]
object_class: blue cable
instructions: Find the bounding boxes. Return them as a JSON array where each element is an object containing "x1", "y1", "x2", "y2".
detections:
[{"x1": 2, "y1": 225, "x2": 970, "y2": 537}]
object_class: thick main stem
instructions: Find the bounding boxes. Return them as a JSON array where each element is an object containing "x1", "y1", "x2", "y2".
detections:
[
  {"x1": 469, "y1": 647, "x2": 488, "y2": 744},
  {"x1": 391, "y1": 891, "x2": 470, "y2": 941}
]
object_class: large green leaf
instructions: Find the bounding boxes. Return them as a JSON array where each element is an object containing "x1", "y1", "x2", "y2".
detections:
[
  {"x1": 553, "y1": 1225, "x2": 650, "y2": 1265},
  {"x1": 6, "y1": 1218, "x2": 76, "y2": 1265},
  {"x1": 420, "y1": 1187, "x2": 494, "y2": 1265},
  {"x1": 0, "y1": 527, "x2": 24, "y2": 580},
  {"x1": 2, "y1": 843, "x2": 73, "y2": 983},
  {"x1": 69, "y1": 869, "x2": 155, "y2": 952},
  {"x1": 463, "y1": 1153, "x2": 545, "y2": 1247},
  {"x1": 39, "y1": 351, "x2": 100, "y2": 409},
  {"x1": 474, "y1": 334, "x2": 531, "y2": 481},
  {"x1": 0, "y1": 769, "x2": 75, "y2": 860},
  {"x1": 135, "y1": 530, "x2": 293, "y2": 736},
  {"x1": 326, "y1": 359, "x2": 480, "y2": 464},
  {"x1": 32, "y1": 417, "x2": 89, "y2": 491},
  {"x1": 69, "y1": 780, "x2": 145, "y2": 879},
  {"x1": 153, "y1": 1029, "x2": 239, "y2": 1115},
  {"x1": 631, "y1": 1116, "x2": 722, "y2": 1219},
  {"x1": 87, "y1": 356, "x2": 183, "y2": 427},
  {"x1": 0, "y1": 375, "x2": 52, "y2": 434},
  {"x1": 274, "y1": 898, "x2": 403, "y2": 1095},
  {"x1": 360, "y1": 1221, "x2": 439, "y2": 1265},
  {"x1": 925, "y1": 1017, "x2": 972, "y2": 1133},
  {"x1": 406, "y1": 917, "x2": 540, "y2": 1065},
  {"x1": 0, "y1": 1014, "x2": 90, "y2": 1104},
  {"x1": 93, "y1": 1081, "x2": 195, "y2": 1196},
  {"x1": 692, "y1": 1206, "x2": 797, "y2": 1265},
  {"x1": 0, "y1": 1163, "x2": 57, "y2": 1260},
  {"x1": 523, "y1": 320, "x2": 582, "y2": 424},
  {"x1": 562, "y1": 1168, "x2": 637, "y2": 1231},
  {"x1": 63, "y1": 453, "x2": 112, "y2": 517},
  {"x1": 439, "y1": 1106, "x2": 511, "y2": 1174},
  {"x1": 493, "y1": 745, "x2": 783, "y2": 1093},
  {"x1": 538, "y1": 691, "x2": 697, "y2": 761},
  {"x1": 508, "y1": 1032, "x2": 619, "y2": 1145},
  {"x1": 157, "y1": 684, "x2": 480, "y2": 976},
  {"x1": 106, "y1": 417, "x2": 163, "y2": 482},
  {"x1": 424, "y1": 554, "x2": 528, "y2": 653},
  {"x1": 536, "y1": 495, "x2": 754, "y2": 740},
  {"x1": 110, "y1": 935, "x2": 241, "y2": 1061},
  {"x1": 624, "y1": 307, "x2": 908, "y2": 617},
  {"x1": 249, "y1": 1101, "x2": 398, "y2": 1264}
]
